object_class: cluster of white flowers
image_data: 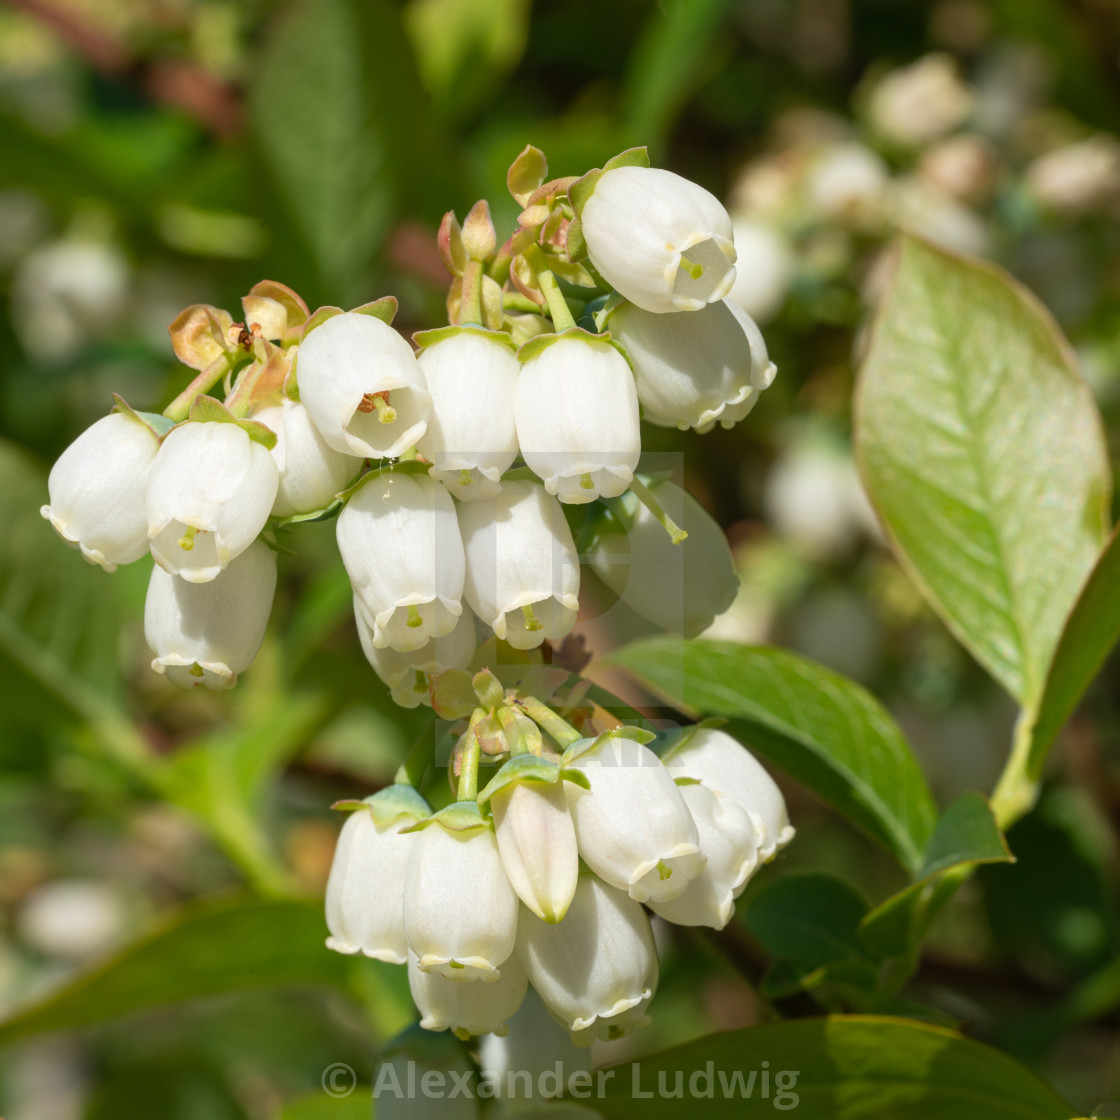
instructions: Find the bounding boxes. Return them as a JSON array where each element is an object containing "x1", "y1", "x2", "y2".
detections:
[
  {"x1": 326, "y1": 718, "x2": 792, "y2": 1044},
  {"x1": 40, "y1": 146, "x2": 775, "y2": 699}
]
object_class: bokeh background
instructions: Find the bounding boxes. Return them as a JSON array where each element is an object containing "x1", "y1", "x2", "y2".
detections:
[{"x1": 1, "y1": 0, "x2": 1120, "y2": 1115}]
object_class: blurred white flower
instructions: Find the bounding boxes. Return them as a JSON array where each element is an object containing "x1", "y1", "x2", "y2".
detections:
[
  {"x1": 408, "y1": 949, "x2": 528, "y2": 1039},
  {"x1": 144, "y1": 536, "x2": 276, "y2": 690},
  {"x1": 416, "y1": 328, "x2": 521, "y2": 501},
  {"x1": 336, "y1": 472, "x2": 465, "y2": 653},
  {"x1": 516, "y1": 875, "x2": 658, "y2": 1046},
  {"x1": 145, "y1": 420, "x2": 278, "y2": 582},
  {"x1": 515, "y1": 334, "x2": 640, "y2": 503},
  {"x1": 580, "y1": 166, "x2": 737, "y2": 313},
  {"x1": 869, "y1": 54, "x2": 973, "y2": 146},
  {"x1": 918, "y1": 133, "x2": 999, "y2": 203},
  {"x1": 250, "y1": 397, "x2": 358, "y2": 518},
  {"x1": 805, "y1": 143, "x2": 890, "y2": 223},
  {"x1": 41, "y1": 412, "x2": 159, "y2": 572},
  {"x1": 295, "y1": 311, "x2": 431, "y2": 459},
  {"x1": 1025, "y1": 136, "x2": 1120, "y2": 215},
  {"x1": 457, "y1": 481, "x2": 580, "y2": 650},
  {"x1": 727, "y1": 218, "x2": 794, "y2": 323},
  {"x1": 17, "y1": 880, "x2": 128, "y2": 961},
  {"x1": 888, "y1": 177, "x2": 991, "y2": 257}
]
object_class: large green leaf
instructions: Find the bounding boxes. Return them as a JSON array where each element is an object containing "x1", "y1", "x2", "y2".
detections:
[
  {"x1": 0, "y1": 895, "x2": 408, "y2": 1046},
  {"x1": 597, "y1": 1017, "x2": 1075, "y2": 1119},
  {"x1": 856, "y1": 236, "x2": 1110, "y2": 707},
  {"x1": 1026, "y1": 524, "x2": 1120, "y2": 776},
  {"x1": 605, "y1": 638, "x2": 937, "y2": 873}
]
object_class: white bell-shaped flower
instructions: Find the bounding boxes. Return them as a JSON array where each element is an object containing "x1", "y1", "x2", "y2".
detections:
[
  {"x1": 415, "y1": 328, "x2": 520, "y2": 501},
  {"x1": 144, "y1": 536, "x2": 275, "y2": 690},
  {"x1": 491, "y1": 779, "x2": 579, "y2": 924},
  {"x1": 647, "y1": 782, "x2": 758, "y2": 930},
  {"x1": 588, "y1": 480, "x2": 738, "y2": 639},
  {"x1": 515, "y1": 334, "x2": 640, "y2": 504},
  {"x1": 336, "y1": 471, "x2": 465, "y2": 653},
  {"x1": 41, "y1": 412, "x2": 159, "y2": 572},
  {"x1": 516, "y1": 875, "x2": 658, "y2": 1046},
  {"x1": 295, "y1": 311, "x2": 431, "y2": 459},
  {"x1": 325, "y1": 787, "x2": 429, "y2": 962},
  {"x1": 457, "y1": 481, "x2": 580, "y2": 650},
  {"x1": 663, "y1": 727, "x2": 795, "y2": 861},
  {"x1": 355, "y1": 598, "x2": 477, "y2": 709},
  {"x1": 145, "y1": 421, "x2": 278, "y2": 583},
  {"x1": 403, "y1": 818, "x2": 519, "y2": 981},
  {"x1": 607, "y1": 299, "x2": 776, "y2": 432},
  {"x1": 563, "y1": 731, "x2": 704, "y2": 904},
  {"x1": 409, "y1": 949, "x2": 528, "y2": 1039},
  {"x1": 250, "y1": 397, "x2": 358, "y2": 517},
  {"x1": 580, "y1": 165, "x2": 736, "y2": 314}
]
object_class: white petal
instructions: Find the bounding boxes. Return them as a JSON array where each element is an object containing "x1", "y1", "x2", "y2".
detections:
[{"x1": 409, "y1": 949, "x2": 527, "y2": 1039}]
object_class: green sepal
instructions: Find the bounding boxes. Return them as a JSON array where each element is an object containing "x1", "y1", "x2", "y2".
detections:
[
  {"x1": 603, "y1": 146, "x2": 650, "y2": 173},
  {"x1": 412, "y1": 324, "x2": 515, "y2": 352},
  {"x1": 561, "y1": 725, "x2": 657, "y2": 766},
  {"x1": 429, "y1": 669, "x2": 478, "y2": 721},
  {"x1": 335, "y1": 459, "x2": 430, "y2": 504},
  {"x1": 112, "y1": 394, "x2": 177, "y2": 439},
  {"x1": 591, "y1": 292, "x2": 626, "y2": 333},
  {"x1": 352, "y1": 296, "x2": 398, "y2": 325},
  {"x1": 330, "y1": 785, "x2": 431, "y2": 828},
  {"x1": 477, "y1": 754, "x2": 562, "y2": 805},
  {"x1": 516, "y1": 326, "x2": 631, "y2": 368},
  {"x1": 659, "y1": 716, "x2": 731, "y2": 762},
  {"x1": 473, "y1": 668, "x2": 504, "y2": 709},
  {"x1": 566, "y1": 213, "x2": 587, "y2": 262},
  {"x1": 300, "y1": 305, "x2": 344, "y2": 341},
  {"x1": 402, "y1": 799, "x2": 489, "y2": 834},
  {"x1": 269, "y1": 495, "x2": 345, "y2": 528},
  {"x1": 568, "y1": 148, "x2": 649, "y2": 218},
  {"x1": 186, "y1": 395, "x2": 278, "y2": 450},
  {"x1": 508, "y1": 144, "x2": 548, "y2": 206}
]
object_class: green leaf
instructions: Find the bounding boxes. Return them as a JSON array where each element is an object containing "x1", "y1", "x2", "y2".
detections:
[
  {"x1": 0, "y1": 895, "x2": 387, "y2": 1045},
  {"x1": 860, "y1": 792, "x2": 1012, "y2": 960},
  {"x1": 596, "y1": 1016, "x2": 1075, "y2": 1119},
  {"x1": 1026, "y1": 523, "x2": 1120, "y2": 776},
  {"x1": 856, "y1": 235, "x2": 1110, "y2": 707},
  {"x1": 606, "y1": 638, "x2": 937, "y2": 873}
]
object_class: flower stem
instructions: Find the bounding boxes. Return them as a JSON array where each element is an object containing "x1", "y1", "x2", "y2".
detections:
[
  {"x1": 517, "y1": 695, "x2": 583, "y2": 749},
  {"x1": 456, "y1": 708, "x2": 486, "y2": 802},
  {"x1": 629, "y1": 477, "x2": 688, "y2": 544},
  {"x1": 460, "y1": 260, "x2": 484, "y2": 326},
  {"x1": 163, "y1": 355, "x2": 236, "y2": 422},
  {"x1": 525, "y1": 245, "x2": 576, "y2": 331}
]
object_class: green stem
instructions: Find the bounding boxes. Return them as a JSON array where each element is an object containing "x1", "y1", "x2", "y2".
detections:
[
  {"x1": 163, "y1": 355, "x2": 237, "y2": 422},
  {"x1": 990, "y1": 709, "x2": 1040, "y2": 831},
  {"x1": 629, "y1": 477, "x2": 688, "y2": 544},
  {"x1": 516, "y1": 695, "x2": 582, "y2": 749},
  {"x1": 456, "y1": 709, "x2": 486, "y2": 802},
  {"x1": 395, "y1": 725, "x2": 434, "y2": 789},
  {"x1": 460, "y1": 260, "x2": 484, "y2": 326},
  {"x1": 525, "y1": 246, "x2": 575, "y2": 331}
]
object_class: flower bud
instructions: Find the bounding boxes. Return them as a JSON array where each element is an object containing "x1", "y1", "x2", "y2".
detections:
[
  {"x1": 249, "y1": 397, "x2": 358, "y2": 517},
  {"x1": 403, "y1": 818, "x2": 519, "y2": 981},
  {"x1": 580, "y1": 166, "x2": 736, "y2": 314},
  {"x1": 607, "y1": 299, "x2": 775, "y2": 433},
  {"x1": 409, "y1": 949, "x2": 527, "y2": 1040},
  {"x1": 588, "y1": 480, "x2": 738, "y2": 639},
  {"x1": 563, "y1": 732, "x2": 703, "y2": 904},
  {"x1": 515, "y1": 334, "x2": 640, "y2": 503},
  {"x1": 415, "y1": 328, "x2": 520, "y2": 500},
  {"x1": 457, "y1": 481, "x2": 580, "y2": 650},
  {"x1": 295, "y1": 311, "x2": 431, "y2": 459},
  {"x1": 145, "y1": 420, "x2": 278, "y2": 582},
  {"x1": 41, "y1": 413, "x2": 159, "y2": 571},
  {"x1": 663, "y1": 727, "x2": 794, "y2": 861},
  {"x1": 144, "y1": 536, "x2": 276, "y2": 689},
  {"x1": 355, "y1": 598, "x2": 477, "y2": 709},
  {"x1": 516, "y1": 876, "x2": 658, "y2": 1046},
  {"x1": 491, "y1": 779, "x2": 579, "y2": 924},
  {"x1": 325, "y1": 787, "x2": 430, "y2": 962},
  {"x1": 337, "y1": 472, "x2": 465, "y2": 653},
  {"x1": 647, "y1": 782, "x2": 758, "y2": 929}
]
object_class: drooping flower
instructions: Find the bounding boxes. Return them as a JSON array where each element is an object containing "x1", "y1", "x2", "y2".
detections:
[
  {"x1": 415, "y1": 327, "x2": 520, "y2": 501},
  {"x1": 606, "y1": 299, "x2": 776, "y2": 432},
  {"x1": 354, "y1": 598, "x2": 477, "y2": 709},
  {"x1": 250, "y1": 397, "x2": 358, "y2": 517},
  {"x1": 457, "y1": 481, "x2": 580, "y2": 650},
  {"x1": 647, "y1": 781, "x2": 758, "y2": 929},
  {"x1": 143, "y1": 536, "x2": 276, "y2": 690},
  {"x1": 325, "y1": 786, "x2": 430, "y2": 962},
  {"x1": 514, "y1": 334, "x2": 640, "y2": 504},
  {"x1": 295, "y1": 311, "x2": 431, "y2": 459},
  {"x1": 145, "y1": 420, "x2": 278, "y2": 583},
  {"x1": 579, "y1": 166, "x2": 737, "y2": 313},
  {"x1": 402, "y1": 816, "x2": 519, "y2": 982},
  {"x1": 336, "y1": 471, "x2": 465, "y2": 653},
  {"x1": 408, "y1": 949, "x2": 528, "y2": 1040},
  {"x1": 41, "y1": 412, "x2": 160, "y2": 571},
  {"x1": 516, "y1": 875, "x2": 658, "y2": 1046},
  {"x1": 588, "y1": 480, "x2": 739, "y2": 638},
  {"x1": 663, "y1": 727, "x2": 795, "y2": 861},
  {"x1": 563, "y1": 730, "x2": 704, "y2": 904}
]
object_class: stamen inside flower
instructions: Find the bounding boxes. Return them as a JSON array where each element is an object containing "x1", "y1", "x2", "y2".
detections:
[
  {"x1": 656, "y1": 859, "x2": 672, "y2": 881},
  {"x1": 189, "y1": 662, "x2": 204, "y2": 678},
  {"x1": 358, "y1": 391, "x2": 396, "y2": 424},
  {"x1": 178, "y1": 525, "x2": 199, "y2": 552},
  {"x1": 579, "y1": 472, "x2": 595, "y2": 490},
  {"x1": 406, "y1": 604, "x2": 424, "y2": 629},
  {"x1": 413, "y1": 669, "x2": 427, "y2": 694},
  {"x1": 521, "y1": 603, "x2": 543, "y2": 632},
  {"x1": 458, "y1": 469, "x2": 473, "y2": 487},
  {"x1": 678, "y1": 254, "x2": 705, "y2": 280}
]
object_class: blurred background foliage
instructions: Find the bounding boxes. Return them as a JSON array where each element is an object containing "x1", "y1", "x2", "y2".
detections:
[{"x1": 1, "y1": 0, "x2": 1120, "y2": 1116}]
